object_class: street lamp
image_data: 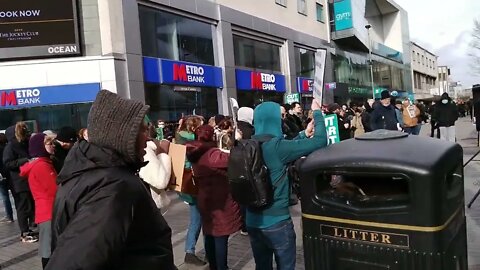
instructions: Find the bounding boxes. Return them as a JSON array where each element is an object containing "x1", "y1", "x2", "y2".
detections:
[{"x1": 365, "y1": 24, "x2": 375, "y2": 99}]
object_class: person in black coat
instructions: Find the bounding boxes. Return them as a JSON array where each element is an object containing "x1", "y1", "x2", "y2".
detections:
[
  {"x1": 46, "y1": 90, "x2": 174, "y2": 270},
  {"x1": 3, "y1": 123, "x2": 36, "y2": 242},
  {"x1": 370, "y1": 91, "x2": 400, "y2": 131},
  {"x1": 0, "y1": 133, "x2": 14, "y2": 223},
  {"x1": 52, "y1": 126, "x2": 78, "y2": 174},
  {"x1": 434, "y1": 92, "x2": 458, "y2": 142},
  {"x1": 362, "y1": 100, "x2": 374, "y2": 132}
]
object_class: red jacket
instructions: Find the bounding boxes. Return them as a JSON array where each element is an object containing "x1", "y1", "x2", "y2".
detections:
[
  {"x1": 189, "y1": 146, "x2": 242, "y2": 236},
  {"x1": 20, "y1": 157, "x2": 57, "y2": 224}
]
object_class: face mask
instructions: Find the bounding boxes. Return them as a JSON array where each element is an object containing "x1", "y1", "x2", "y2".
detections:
[{"x1": 442, "y1": 99, "x2": 448, "y2": 104}]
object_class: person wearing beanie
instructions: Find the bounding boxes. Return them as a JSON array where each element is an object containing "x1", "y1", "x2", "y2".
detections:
[
  {"x1": 46, "y1": 90, "x2": 175, "y2": 270},
  {"x1": 52, "y1": 126, "x2": 77, "y2": 173},
  {"x1": 433, "y1": 92, "x2": 458, "y2": 142},
  {"x1": 236, "y1": 107, "x2": 254, "y2": 140},
  {"x1": 370, "y1": 90, "x2": 401, "y2": 131},
  {"x1": 20, "y1": 134, "x2": 57, "y2": 269}
]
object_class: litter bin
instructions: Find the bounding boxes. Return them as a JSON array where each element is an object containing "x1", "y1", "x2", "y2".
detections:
[{"x1": 299, "y1": 130, "x2": 467, "y2": 270}]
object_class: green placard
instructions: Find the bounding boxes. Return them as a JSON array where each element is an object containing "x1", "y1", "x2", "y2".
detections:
[
  {"x1": 324, "y1": 114, "x2": 340, "y2": 145},
  {"x1": 284, "y1": 93, "x2": 300, "y2": 104}
]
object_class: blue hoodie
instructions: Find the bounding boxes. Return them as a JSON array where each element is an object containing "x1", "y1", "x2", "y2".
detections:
[{"x1": 247, "y1": 102, "x2": 328, "y2": 229}]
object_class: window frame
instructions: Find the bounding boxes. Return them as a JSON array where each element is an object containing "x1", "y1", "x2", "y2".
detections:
[
  {"x1": 316, "y1": 2, "x2": 325, "y2": 23},
  {"x1": 275, "y1": 0, "x2": 287, "y2": 7},
  {"x1": 298, "y1": 0, "x2": 307, "y2": 16}
]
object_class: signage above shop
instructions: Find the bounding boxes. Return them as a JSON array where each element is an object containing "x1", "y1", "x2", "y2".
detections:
[
  {"x1": 0, "y1": 0, "x2": 81, "y2": 60},
  {"x1": 0, "y1": 83, "x2": 100, "y2": 109},
  {"x1": 284, "y1": 93, "x2": 300, "y2": 104},
  {"x1": 297, "y1": 78, "x2": 314, "y2": 93},
  {"x1": 334, "y1": 0, "x2": 353, "y2": 31},
  {"x1": 235, "y1": 69, "x2": 286, "y2": 92},
  {"x1": 143, "y1": 57, "x2": 223, "y2": 88},
  {"x1": 173, "y1": 86, "x2": 201, "y2": 92}
]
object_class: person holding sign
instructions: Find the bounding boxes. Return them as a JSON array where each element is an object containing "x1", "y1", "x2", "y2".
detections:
[
  {"x1": 246, "y1": 98, "x2": 327, "y2": 270},
  {"x1": 401, "y1": 98, "x2": 421, "y2": 135}
]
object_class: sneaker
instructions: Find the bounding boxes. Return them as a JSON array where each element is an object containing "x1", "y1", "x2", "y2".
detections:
[
  {"x1": 21, "y1": 235, "x2": 38, "y2": 243},
  {"x1": 0, "y1": 216, "x2": 14, "y2": 223},
  {"x1": 184, "y1": 253, "x2": 206, "y2": 266}
]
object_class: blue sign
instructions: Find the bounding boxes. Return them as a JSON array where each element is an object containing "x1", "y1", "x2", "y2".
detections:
[
  {"x1": 235, "y1": 69, "x2": 286, "y2": 92},
  {"x1": 334, "y1": 0, "x2": 353, "y2": 31},
  {"x1": 143, "y1": 57, "x2": 223, "y2": 88},
  {"x1": 0, "y1": 83, "x2": 101, "y2": 109},
  {"x1": 297, "y1": 77, "x2": 314, "y2": 93}
]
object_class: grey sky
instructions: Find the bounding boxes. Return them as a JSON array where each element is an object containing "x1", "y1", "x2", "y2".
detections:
[{"x1": 395, "y1": 0, "x2": 480, "y2": 87}]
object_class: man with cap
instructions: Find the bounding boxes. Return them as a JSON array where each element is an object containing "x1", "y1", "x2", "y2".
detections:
[
  {"x1": 370, "y1": 90, "x2": 401, "y2": 131},
  {"x1": 52, "y1": 126, "x2": 77, "y2": 173},
  {"x1": 46, "y1": 90, "x2": 175, "y2": 270}
]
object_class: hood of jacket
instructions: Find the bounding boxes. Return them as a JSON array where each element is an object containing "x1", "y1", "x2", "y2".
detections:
[
  {"x1": 5, "y1": 126, "x2": 15, "y2": 142},
  {"x1": 186, "y1": 141, "x2": 217, "y2": 163},
  {"x1": 253, "y1": 102, "x2": 283, "y2": 137},
  {"x1": 57, "y1": 140, "x2": 134, "y2": 185},
  {"x1": 440, "y1": 93, "x2": 452, "y2": 104},
  {"x1": 19, "y1": 157, "x2": 50, "y2": 178}
]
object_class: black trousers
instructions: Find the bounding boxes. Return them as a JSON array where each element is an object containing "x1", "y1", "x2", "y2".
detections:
[{"x1": 12, "y1": 191, "x2": 35, "y2": 234}]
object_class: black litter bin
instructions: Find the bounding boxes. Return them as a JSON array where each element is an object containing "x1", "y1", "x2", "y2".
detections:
[{"x1": 299, "y1": 130, "x2": 467, "y2": 270}]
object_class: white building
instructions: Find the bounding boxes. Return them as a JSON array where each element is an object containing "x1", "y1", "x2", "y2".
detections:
[{"x1": 410, "y1": 42, "x2": 438, "y2": 100}]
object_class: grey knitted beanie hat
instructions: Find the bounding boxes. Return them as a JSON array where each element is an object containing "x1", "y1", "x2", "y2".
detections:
[{"x1": 87, "y1": 90, "x2": 150, "y2": 164}]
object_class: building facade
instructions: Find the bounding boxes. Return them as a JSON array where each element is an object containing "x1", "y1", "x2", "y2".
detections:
[
  {"x1": 437, "y1": 66, "x2": 451, "y2": 96},
  {"x1": 410, "y1": 42, "x2": 438, "y2": 100},
  {"x1": 328, "y1": 0, "x2": 413, "y2": 105},
  {"x1": 0, "y1": 0, "x2": 334, "y2": 129}
]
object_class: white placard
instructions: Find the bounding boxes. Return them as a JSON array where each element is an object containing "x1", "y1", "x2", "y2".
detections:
[{"x1": 314, "y1": 48, "x2": 327, "y2": 105}]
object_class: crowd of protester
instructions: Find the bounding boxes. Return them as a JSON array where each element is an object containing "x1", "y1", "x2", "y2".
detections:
[{"x1": 0, "y1": 88, "x2": 466, "y2": 270}]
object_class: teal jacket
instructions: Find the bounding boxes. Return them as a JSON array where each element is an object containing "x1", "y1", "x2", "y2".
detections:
[{"x1": 246, "y1": 102, "x2": 328, "y2": 229}]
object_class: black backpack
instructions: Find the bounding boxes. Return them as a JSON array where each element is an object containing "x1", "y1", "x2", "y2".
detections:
[{"x1": 227, "y1": 137, "x2": 274, "y2": 210}]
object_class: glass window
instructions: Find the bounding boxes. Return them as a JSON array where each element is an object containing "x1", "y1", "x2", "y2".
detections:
[
  {"x1": 275, "y1": 0, "x2": 287, "y2": 7},
  {"x1": 298, "y1": 0, "x2": 307, "y2": 15},
  {"x1": 334, "y1": 54, "x2": 370, "y2": 88},
  {"x1": 0, "y1": 103, "x2": 91, "y2": 132},
  {"x1": 233, "y1": 35, "x2": 281, "y2": 72},
  {"x1": 316, "y1": 3, "x2": 324, "y2": 22},
  {"x1": 145, "y1": 84, "x2": 218, "y2": 122},
  {"x1": 295, "y1": 47, "x2": 315, "y2": 78},
  {"x1": 139, "y1": 6, "x2": 215, "y2": 65}
]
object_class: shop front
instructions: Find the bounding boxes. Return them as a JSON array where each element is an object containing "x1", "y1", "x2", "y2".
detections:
[
  {"x1": 0, "y1": 83, "x2": 100, "y2": 132},
  {"x1": 235, "y1": 69, "x2": 286, "y2": 107},
  {"x1": 143, "y1": 57, "x2": 223, "y2": 122}
]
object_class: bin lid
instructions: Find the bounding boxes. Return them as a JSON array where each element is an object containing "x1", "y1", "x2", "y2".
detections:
[
  {"x1": 355, "y1": 130, "x2": 408, "y2": 140},
  {"x1": 301, "y1": 130, "x2": 463, "y2": 175}
]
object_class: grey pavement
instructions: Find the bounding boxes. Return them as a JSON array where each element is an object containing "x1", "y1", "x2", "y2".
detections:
[{"x1": 1, "y1": 116, "x2": 480, "y2": 270}]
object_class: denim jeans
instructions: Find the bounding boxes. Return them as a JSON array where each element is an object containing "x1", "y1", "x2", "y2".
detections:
[
  {"x1": 185, "y1": 204, "x2": 202, "y2": 254},
  {"x1": 0, "y1": 181, "x2": 13, "y2": 220},
  {"x1": 204, "y1": 235, "x2": 229, "y2": 270},
  {"x1": 248, "y1": 219, "x2": 296, "y2": 270}
]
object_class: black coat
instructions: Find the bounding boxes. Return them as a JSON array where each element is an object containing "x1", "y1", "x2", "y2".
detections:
[
  {"x1": 47, "y1": 141, "x2": 174, "y2": 270},
  {"x1": 237, "y1": 121, "x2": 254, "y2": 140},
  {"x1": 370, "y1": 103, "x2": 399, "y2": 131},
  {"x1": 52, "y1": 141, "x2": 69, "y2": 173},
  {"x1": 3, "y1": 126, "x2": 30, "y2": 193},
  {"x1": 434, "y1": 100, "x2": 458, "y2": 127}
]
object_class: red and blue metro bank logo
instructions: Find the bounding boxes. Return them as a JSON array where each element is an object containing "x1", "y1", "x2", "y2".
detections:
[
  {"x1": 235, "y1": 69, "x2": 286, "y2": 92},
  {"x1": 0, "y1": 88, "x2": 41, "y2": 106},
  {"x1": 297, "y1": 78, "x2": 314, "y2": 93},
  {"x1": 142, "y1": 57, "x2": 223, "y2": 88}
]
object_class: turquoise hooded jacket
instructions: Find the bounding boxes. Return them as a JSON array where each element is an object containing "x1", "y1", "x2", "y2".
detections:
[{"x1": 247, "y1": 102, "x2": 328, "y2": 229}]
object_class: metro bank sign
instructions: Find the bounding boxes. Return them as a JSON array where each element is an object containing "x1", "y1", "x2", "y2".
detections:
[
  {"x1": 143, "y1": 57, "x2": 223, "y2": 88},
  {"x1": 297, "y1": 77, "x2": 314, "y2": 93},
  {"x1": 235, "y1": 69, "x2": 286, "y2": 92}
]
